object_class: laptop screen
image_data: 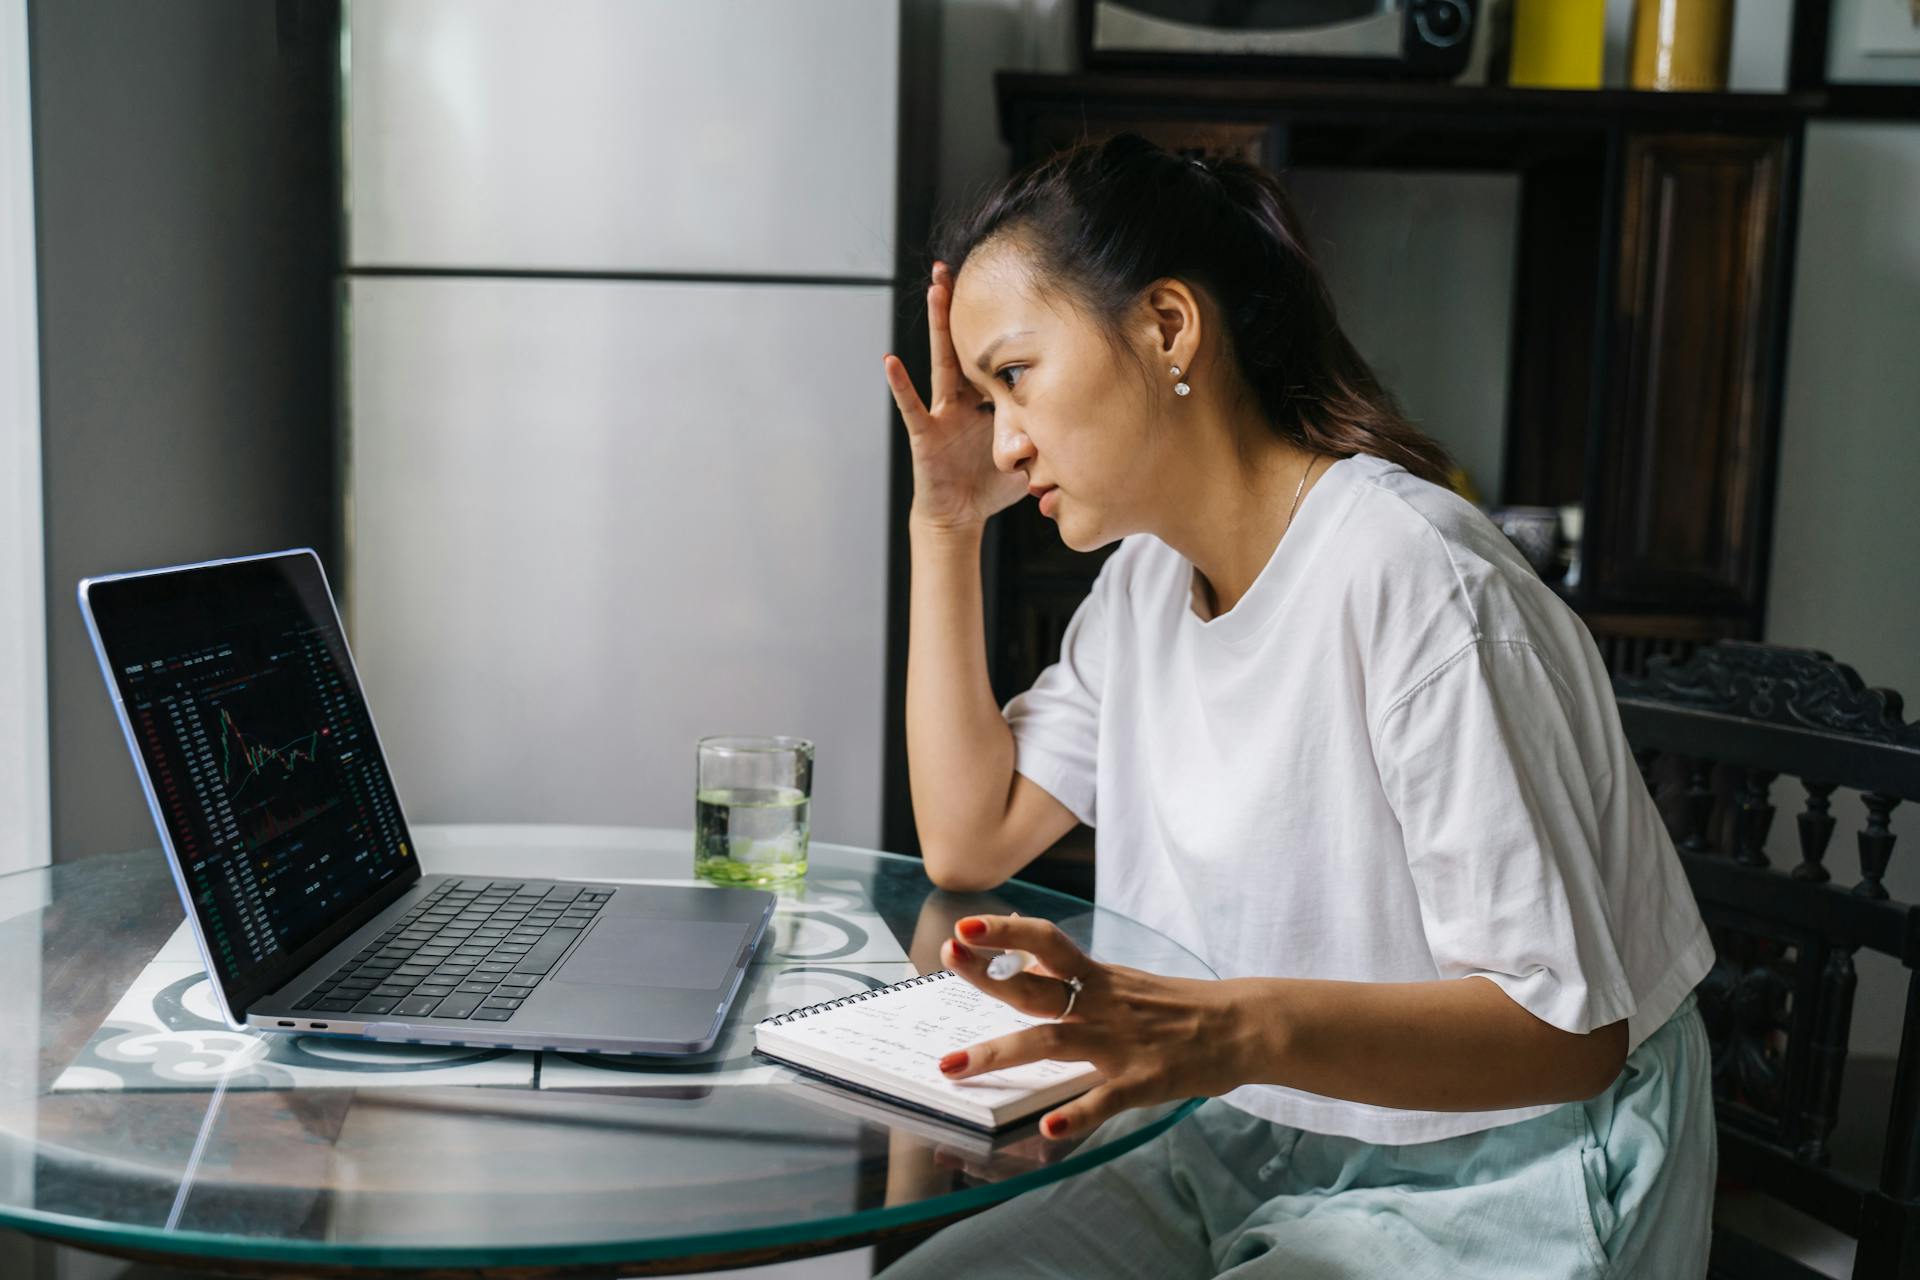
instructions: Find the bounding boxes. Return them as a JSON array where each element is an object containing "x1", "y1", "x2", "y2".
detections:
[{"x1": 83, "y1": 551, "x2": 420, "y2": 1014}]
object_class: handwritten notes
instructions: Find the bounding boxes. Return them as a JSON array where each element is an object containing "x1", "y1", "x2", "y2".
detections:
[{"x1": 754, "y1": 971, "x2": 1099, "y2": 1129}]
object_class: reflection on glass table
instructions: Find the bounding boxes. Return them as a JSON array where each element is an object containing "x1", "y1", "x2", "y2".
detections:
[{"x1": 0, "y1": 824, "x2": 1214, "y2": 1276}]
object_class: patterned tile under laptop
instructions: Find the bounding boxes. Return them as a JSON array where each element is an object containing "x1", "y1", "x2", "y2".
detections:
[
  {"x1": 51, "y1": 874, "x2": 911, "y2": 1092},
  {"x1": 49, "y1": 926, "x2": 536, "y2": 1092}
]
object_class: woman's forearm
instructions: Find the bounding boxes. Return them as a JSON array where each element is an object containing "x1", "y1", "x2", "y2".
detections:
[
  {"x1": 1219, "y1": 974, "x2": 1628, "y2": 1112},
  {"x1": 905, "y1": 518, "x2": 1020, "y2": 878}
]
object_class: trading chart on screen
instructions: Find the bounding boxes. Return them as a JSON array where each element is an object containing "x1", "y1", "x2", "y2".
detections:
[{"x1": 97, "y1": 559, "x2": 414, "y2": 994}]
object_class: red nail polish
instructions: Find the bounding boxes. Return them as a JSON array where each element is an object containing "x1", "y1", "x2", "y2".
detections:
[
  {"x1": 940, "y1": 1051, "x2": 968, "y2": 1073},
  {"x1": 958, "y1": 917, "x2": 987, "y2": 940},
  {"x1": 948, "y1": 939, "x2": 973, "y2": 962},
  {"x1": 1043, "y1": 1115, "x2": 1066, "y2": 1137}
]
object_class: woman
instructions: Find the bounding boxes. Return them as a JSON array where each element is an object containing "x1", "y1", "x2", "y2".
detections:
[{"x1": 875, "y1": 133, "x2": 1717, "y2": 1277}]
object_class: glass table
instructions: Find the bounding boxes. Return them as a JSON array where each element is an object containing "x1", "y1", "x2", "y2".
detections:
[{"x1": 0, "y1": 825, "x2": 1214, "y2": 1276}]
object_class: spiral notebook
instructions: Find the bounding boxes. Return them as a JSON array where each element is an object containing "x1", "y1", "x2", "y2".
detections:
[{"x1": 753, "y1": 969, "x2": 1101, "y2": 1131}]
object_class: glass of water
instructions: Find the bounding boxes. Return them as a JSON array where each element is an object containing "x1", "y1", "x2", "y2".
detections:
[{"x1": 695, "y1": 735, "x2": 813, "y2": 885}]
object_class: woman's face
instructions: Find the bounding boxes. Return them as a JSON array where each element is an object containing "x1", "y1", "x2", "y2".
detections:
[{"x1": 947, "y1": 243, "x2": 1178, "y2": 552}]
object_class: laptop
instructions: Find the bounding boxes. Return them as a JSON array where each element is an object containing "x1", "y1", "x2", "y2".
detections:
[{"x1": 78, "y1": 548, "x2": 775, "y2": 1055}]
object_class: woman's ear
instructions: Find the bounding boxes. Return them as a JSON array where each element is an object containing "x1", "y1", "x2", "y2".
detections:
[{"x1": 1141, "y1": 277, "x2": 1202, "y2": 375}]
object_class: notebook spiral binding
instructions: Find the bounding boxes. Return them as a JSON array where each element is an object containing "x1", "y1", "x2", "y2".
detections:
[{"x1": 761, "y1": 969, "x2": 954, "y2": 1026}]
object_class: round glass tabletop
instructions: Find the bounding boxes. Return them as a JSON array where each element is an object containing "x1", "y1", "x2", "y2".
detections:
[{"x1": 0, "y1": 825, "x2": 1214, "y2": 1274}]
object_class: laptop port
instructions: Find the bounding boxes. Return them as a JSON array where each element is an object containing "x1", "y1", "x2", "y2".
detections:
[
  {"x1": 277, "y1": 1020, "x2": 295, "y2": 1027},
  {"x1": 309, "y1": 1022, "x2": 328, "y2": 1029}
]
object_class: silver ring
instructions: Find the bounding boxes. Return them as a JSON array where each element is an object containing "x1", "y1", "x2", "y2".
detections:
[{"x1": 1056, "y1": 974, "x2": 1084, "y2": 1021}]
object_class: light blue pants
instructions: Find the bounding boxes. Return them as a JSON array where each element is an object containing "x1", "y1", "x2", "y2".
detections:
[{"x1": 879, "y1": 990, "x2": 1715, "y2": 1279}]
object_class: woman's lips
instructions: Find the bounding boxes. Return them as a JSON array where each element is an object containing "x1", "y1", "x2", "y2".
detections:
[{"x1": 1038, "y1": 488, "x2": 1060, "y2": 518}]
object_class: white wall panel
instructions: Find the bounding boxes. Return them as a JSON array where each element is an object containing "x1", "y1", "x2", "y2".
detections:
[
  {"x1": 0, "y1": 0, "x2": 48, "y2": 876},
  {"x1": 348, "y1": 0, "x2": 899, "y2": 276},
  {"x1": 346, "y1": 276, "x2": 893, "y2": 847}
]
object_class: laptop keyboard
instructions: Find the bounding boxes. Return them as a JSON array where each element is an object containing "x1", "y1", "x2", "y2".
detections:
[{"x1": 292, "y1": 879, "x2": 611, "y2": 1023}]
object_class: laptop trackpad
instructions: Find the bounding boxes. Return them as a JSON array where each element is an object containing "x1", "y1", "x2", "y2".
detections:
[{"x1": 552, "y1": 918, "x2": 750, "y2": 991}]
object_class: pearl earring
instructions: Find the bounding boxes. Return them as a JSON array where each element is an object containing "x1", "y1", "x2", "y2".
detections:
[{"x1": 1170, "y1": 365, "x2": 1190, "y2": 397}]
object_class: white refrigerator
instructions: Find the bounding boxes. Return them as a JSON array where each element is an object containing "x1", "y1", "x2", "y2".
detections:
[{"x1": 343, "y1": 0, "x2": 904, "y2": 847}]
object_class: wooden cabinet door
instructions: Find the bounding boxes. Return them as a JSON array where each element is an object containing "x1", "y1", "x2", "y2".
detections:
[{"x1": 1595, "y1": 132, "x2": 1789, "y2": 620}]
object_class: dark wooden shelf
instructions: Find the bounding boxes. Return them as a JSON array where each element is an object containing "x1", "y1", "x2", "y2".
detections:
[
  {"x1": 998, "y1": 71, "x2": 1844, "y2": 172},
  {"x1": 1813, "y1": 81, "x2": 1920, "y2": 119},
  {"x1": 996, "y1": 70, "x2": 1920, "y2": 144}
]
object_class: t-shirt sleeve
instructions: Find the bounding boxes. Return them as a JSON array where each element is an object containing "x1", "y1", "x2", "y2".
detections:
[
  {"x1": 1372, "y1": 637, "x2": 1637, "y2": 1035},
  {"x1": 999, "y1": 556, "x2": 1116, "y2": 828}
]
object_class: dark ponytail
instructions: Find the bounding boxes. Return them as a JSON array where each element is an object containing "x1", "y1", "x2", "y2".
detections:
[{"x1": 928, "y1": 132, "x2": 1454, "y2": 489}]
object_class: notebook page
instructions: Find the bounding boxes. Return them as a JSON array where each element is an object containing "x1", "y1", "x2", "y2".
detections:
[{"x1": 758, "y1": 973, "x2": 1095, "y2": 1114}]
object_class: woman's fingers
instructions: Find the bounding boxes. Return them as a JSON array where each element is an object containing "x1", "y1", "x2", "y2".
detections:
[
  {"x1": 939, "y1": 1019, "x2": 1090, "y2": 1081},
  {"x1": 943, "y1": 937, "x2": 1079, "y2": 1019},
  {"x1": 953, "y1": 915, "x2": 1088, "y2": 977},
  {"x1": 926, "y1": 260, "x2": 966, "y2": 409},
  {"x1": 881, "y1": 353, "x2": 928, "y2": 431},
  {"x1": 1038, "y1": 1080, "x2": 1149, "y2": 1140}
]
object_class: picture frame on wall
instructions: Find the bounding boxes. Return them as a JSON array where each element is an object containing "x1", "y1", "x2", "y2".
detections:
[
  {"x1": 1819, "y1": 0, "x2": 1920, "y2": 87},
  {"x1": 1856, "y1": 0, "x2": 1920, "y2": 58}
]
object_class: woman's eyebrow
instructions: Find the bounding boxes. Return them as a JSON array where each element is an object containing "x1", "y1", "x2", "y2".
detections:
[{"x1": 973, "y1": 329, "x2": 1034, "y2": 375}]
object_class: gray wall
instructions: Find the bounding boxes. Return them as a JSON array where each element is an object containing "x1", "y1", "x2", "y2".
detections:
[
  {"x1": 1764, "y1": 110, "x2": 1920, "y2": 1055},
  {"x1": 32, "y1": 0, "x2": 338, "y2": 862},
  {"x1": 1281, "y1": 170, "x2": 1520, "y2": 502}
]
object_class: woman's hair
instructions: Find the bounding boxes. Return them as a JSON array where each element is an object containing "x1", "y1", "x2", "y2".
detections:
[{"x1": 927, "y1": 132, "x2": 1454, "y2": 488}]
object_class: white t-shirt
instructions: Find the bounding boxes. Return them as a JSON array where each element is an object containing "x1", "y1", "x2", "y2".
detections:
[{"x1": 1002, "y1": 452, "x2": 1714, "y2": 1144}]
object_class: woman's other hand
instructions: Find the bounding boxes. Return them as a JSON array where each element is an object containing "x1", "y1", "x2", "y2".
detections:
[
  {"x1": 937, "y1": 915, "x2": 1255, "y2": 1141},
  {"x1": 883, "y1": 261, "x2": 1030, "y2": 533}
]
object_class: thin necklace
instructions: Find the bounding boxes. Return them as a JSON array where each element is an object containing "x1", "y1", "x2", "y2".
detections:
[
  {"x1": 1200, "y1": 454, "x2": 1322, "y2": 620},
  {"x1": 1282, "y1": 454, "x2": 1320, "y2": 541}
]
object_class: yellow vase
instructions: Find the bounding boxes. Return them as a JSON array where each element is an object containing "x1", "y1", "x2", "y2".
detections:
[
  {"x1": 1508, "y1": 0, "x2": 1606, "y2": 90},
  {"x1": 1629, "y1": 0, "x2": 1736, "y2": 92}
]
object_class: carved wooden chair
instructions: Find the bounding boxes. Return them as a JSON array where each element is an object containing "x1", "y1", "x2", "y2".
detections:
[{"x1": 1613, "y1": 641, "x2": 1920, "y2": 1279}]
